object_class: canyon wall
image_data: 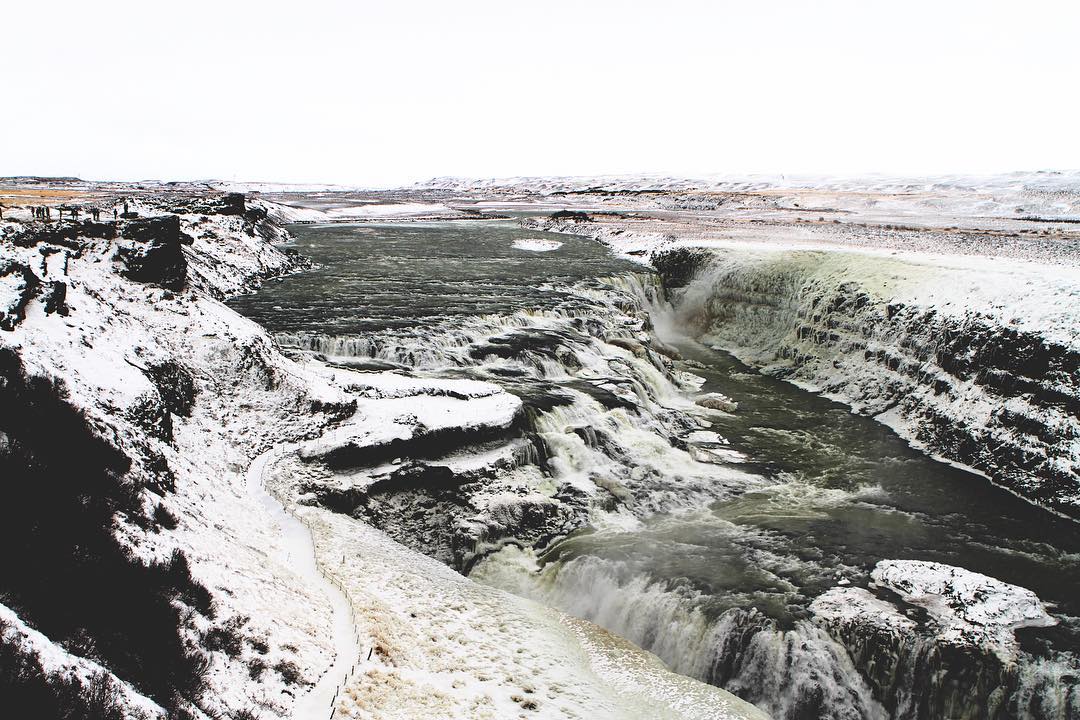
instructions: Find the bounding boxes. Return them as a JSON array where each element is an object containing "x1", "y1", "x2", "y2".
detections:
[{"x1": 650, "y1": 245, "x2": 1079, "y2": 519}]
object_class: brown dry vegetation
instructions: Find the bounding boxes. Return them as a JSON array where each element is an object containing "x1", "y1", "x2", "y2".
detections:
[{"x1": 0, "y1": 187, "x2": 92, "y2": 205}]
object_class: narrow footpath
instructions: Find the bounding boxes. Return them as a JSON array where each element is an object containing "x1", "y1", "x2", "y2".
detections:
[{"x1": 246, "y1": 444, "x2": 361, "y2": 720}]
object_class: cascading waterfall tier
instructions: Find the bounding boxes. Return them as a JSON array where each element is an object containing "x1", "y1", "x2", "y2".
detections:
[
  {"x1": 285, "y1": 273, "x2": 760, "y2": 570},
  {"x1": 285, "y1": 269, "x2": 1078, "y2": 720},
  {"x1": 236, "y1": 218, "x2": 1079, "y2": 720}
]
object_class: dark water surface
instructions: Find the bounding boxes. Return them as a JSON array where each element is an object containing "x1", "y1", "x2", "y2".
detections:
[{"x1": 229, "y1": 220, "x2": 641, "y2": 333}]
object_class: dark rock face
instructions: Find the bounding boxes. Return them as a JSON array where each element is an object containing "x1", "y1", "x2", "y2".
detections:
[
  {"x1": 0, "y1": 262, "x2": 41, "y2": 330},
  {"x1": 166, "y1": 192, "x2": 246, "y2": 216},
  {"x1": 41, "y1": 281, "x2": 67, "y2": 316},
  {"x1": 550, "y1": 210, "x2": 592, "y2": 222},
  {"x1": 127, "y1": 392, "x2": 175, "y2": 443},
  {"x1": 313, "y1": 466, "x2": 478, "y2": 569},
  {"x1": 144, "y1": 361, "x2": 196, "y2": 418},
  {"x1": 812, "y1": 587, "x2": 1080, "y2": 720},
  {"x1": 243, "y1": 204, "x2": 268, "y2": 224},
  {"x1": 310, "y1": 457, "x2": 582, "y2": 571},
  {"x1": 0, "y1": 348, "x2": 214, "y2": 711},
  {"x1": 653, "y1": 247, "x2": 717, "y2": 290},
  {"x1": 114, "y1": 216, "x2": 189, "y2": 290},
  {"x1": 814, "y1": 597, "x2": 1014, "y2": 719},
  {"x1": 125, "y1": 362, "x2": 198, "y2": 447},
  {"x1": 9, "y1": 221, "x2": 116, "y2": 250}
]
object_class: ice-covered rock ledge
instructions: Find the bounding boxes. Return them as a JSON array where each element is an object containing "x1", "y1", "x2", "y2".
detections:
[{"x1": 812, "y1": 560, "x2": 1062, "y2": 720}]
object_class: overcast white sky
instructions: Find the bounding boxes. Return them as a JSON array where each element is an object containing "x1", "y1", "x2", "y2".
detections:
[{"x1": 5, "y1": 1, "x2": 1078, "y2": 186}]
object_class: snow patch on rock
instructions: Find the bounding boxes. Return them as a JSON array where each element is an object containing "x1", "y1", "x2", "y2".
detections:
[{"x1": 871, "y1": 559, "x2": 1056, "y2": 662}]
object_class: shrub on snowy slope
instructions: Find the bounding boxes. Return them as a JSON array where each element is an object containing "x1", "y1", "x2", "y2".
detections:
[
  {"x1": 0, "y1": 633, "x2": 130, "y2": 720},
  {"x1": 0, "y1": 348, "x2": 213, "y2": 715}
]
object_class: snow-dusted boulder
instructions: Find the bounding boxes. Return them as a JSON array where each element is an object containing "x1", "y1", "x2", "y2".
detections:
[
  {"x1": 696, "y1": 392, "x2": 738, "y2": 412},
  {"x1": 811, "y1": 560, "x2": 1061, "y2": 720},
  {"x1": 871, "y1": 559, "x2": 1056, "y2": 662}
]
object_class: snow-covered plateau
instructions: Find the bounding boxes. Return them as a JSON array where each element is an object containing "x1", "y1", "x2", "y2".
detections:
[{"x1": 0, "y1": 183, "x2": 762, "y2": 720}]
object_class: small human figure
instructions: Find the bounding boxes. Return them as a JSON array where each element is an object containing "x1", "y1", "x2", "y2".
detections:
[
  {"x1": 113, "y1": 208, "x2": 118, "y2": 220},
  {"x1": 46, "y1": 207, "x2": 51, "y2": 221},
  {"x1": 123, "y1": 201, "x2": 129, "y2": 216}
]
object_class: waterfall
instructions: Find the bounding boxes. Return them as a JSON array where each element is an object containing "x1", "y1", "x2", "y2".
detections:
[
  {"x1": 284, "y1": 263, "x2": 1078, "y2": 719},
  {"x1": 471, "y1": 546, "x2": 887, "y2": 720}
]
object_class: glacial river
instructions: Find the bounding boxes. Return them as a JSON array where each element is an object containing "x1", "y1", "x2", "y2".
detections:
[{"x1": 230, "y1": 220, "x2": 1080, "y2": 719}]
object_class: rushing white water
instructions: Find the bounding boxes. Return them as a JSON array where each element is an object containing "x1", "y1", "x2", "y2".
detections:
[
  {"x1": 471, "y1": 523, "x2": 888, "y2": 720},
  {"x1": 231, "y1": 221, "x2": 1080, "y2": 719}
]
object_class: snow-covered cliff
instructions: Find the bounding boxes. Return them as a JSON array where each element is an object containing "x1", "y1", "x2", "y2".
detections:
[
  {"x1": 657, "y1": 246, "x2": 1080, "y2": 518},
  {"x1": 0, "y1": 187, "x2": 762, "y2": 720}
]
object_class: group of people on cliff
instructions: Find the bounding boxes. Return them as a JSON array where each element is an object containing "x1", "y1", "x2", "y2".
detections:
[{"x1": 10, "y1": 203, "x2": 127, "y2": 223}]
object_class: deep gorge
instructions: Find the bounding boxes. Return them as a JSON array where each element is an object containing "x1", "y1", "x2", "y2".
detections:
[{"x1": 232, "y1": 219, "x2": 1080, "y2": 719}]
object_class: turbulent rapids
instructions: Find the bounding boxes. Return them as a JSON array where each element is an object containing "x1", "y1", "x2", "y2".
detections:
[{"x1": 230, "y1": 219, "x2": 1080, "y2": 719}]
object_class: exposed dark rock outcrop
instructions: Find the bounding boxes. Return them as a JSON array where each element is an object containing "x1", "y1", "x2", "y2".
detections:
[
  {"x1": 114, "y1": 216, "x2": 190, "y2": 290},
  {"x1": 310, "y1": 457, "x2": 582, "y2": 571},
  {"x1": 166, "y1": 192, "x2": 246, "y2": 217},
  {"x1": 811, "y1": 563, "x2": 1075, "y2": 720},
  {"x1": 550, "y1": 210, "x2": 592, "y2": 222},
  {"x1": 814, "y1": 587, "x2": 1016, "y2": 719},
  {"x1": 653, "y1": 247, "x2": 716, "y2": 290},
  {"x1": 144, "y1": 361, "x2": 197, "y2": 418},
  {"x1": 41, "y1": 281, "x2": 67, "y2": 316},
  {"x1": 0, "y1": 348, "x2": 213, "y2": 713},
  {"x1": 0, "y1": 262, "x2": 41, "y2": 331}
]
